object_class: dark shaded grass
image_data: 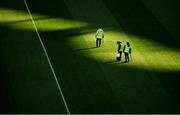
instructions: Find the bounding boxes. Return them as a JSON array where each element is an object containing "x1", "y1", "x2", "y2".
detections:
[
  {"x1": 141, "y1": 0, "x2": 180, "y2": 44},
  {"x1": 0, "y1": 0, "x2": 25, "y2": 11},
  {"x1": 156, "y1": 71, "x2": 180, "y2": 108},
  {"x1": 0, "y1": 47, "x2": 16, "y2": 113},
  {"x1": 102, "y1": 0, "x2": 180, "y2": 49},
  {"x1": 0, "y1": 25, "x2": 67, "y2": 113},
  {"x1": 100, "y1": 62, "x2": 180, "y2": 113},
  {"x1": 0, "y1": 0, "x2": 72, "y2": 20}
]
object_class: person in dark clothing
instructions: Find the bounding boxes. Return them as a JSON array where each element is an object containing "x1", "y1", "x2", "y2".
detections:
[
  {"x1": 123, "y1": 42, "x2": 131, "y2": 62},
  {"x1": 116, "y1": 41, "x2": 123, "y2": 61}
]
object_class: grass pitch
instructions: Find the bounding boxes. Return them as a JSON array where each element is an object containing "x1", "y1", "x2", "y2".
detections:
[{"x1": 0, "y1": 0, "x2": 180, "y2": 113}]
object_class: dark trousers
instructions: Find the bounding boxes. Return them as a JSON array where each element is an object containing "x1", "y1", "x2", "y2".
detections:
[
  {"x1": 96, "y1": 38, "x2": 102, "y2": 47},
  {"x1": 124, "y1": 53, "x2": 129, "y2": 62},
  {"x1": 117, "y1": 51, "x2": 122, "y2": 61}
]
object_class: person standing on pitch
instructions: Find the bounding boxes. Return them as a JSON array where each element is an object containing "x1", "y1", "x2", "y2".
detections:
[
  {"x1": 123, "y1": 42, "x2": 131, "y2": 62},
  {"x1": 117, "y1": 41, "x2": 123, "y2": 61},
  {"x1": 95, "y1": 28, "x2": 104, "y2": 47}
]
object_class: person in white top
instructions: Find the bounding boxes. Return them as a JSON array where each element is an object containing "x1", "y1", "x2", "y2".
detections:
[{"x1": 95, "y1": 28, "x2": 104, "y2": 47}]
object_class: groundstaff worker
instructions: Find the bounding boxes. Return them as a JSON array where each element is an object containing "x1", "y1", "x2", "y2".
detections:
[
  {"x1": 95, "y1": 28, "x2": 104, "y2": 47},
  {"x1": 123, "y1": 42, "x2": 131, "y2": 62},
  {"x1": 117, "y1": 41, "x2": 123, "y2": 61}
]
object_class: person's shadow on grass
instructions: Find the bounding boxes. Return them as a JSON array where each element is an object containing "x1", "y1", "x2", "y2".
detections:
[
  {"x1": 73, "y1": 47, "x2": 97, "y2": 51},
  {"x1": 104, "y1": 60, "x2": 128, "y2": 64}
]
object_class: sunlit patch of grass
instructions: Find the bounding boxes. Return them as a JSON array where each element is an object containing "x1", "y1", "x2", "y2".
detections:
[
  {"x1": 0, "y1": 7, "x2": 88, "y2": 31},
  {"x1": 0, "y1": 7, "x2": 34, "y2": 22},
  {"x1": 69, "y1": 30, "x2": 180, "y2": 72}
]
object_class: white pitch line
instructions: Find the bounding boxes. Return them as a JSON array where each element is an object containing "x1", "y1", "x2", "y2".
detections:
[{"x1": 23, "y1": 0, "x2": 70, "y2": 114}]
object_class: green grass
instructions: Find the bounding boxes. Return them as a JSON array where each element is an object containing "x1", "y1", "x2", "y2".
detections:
[
  {"x1": 0, "y1": 7, "x2": 88, "y2": 31},
  {"x1": 70, "y1": 30, "x2": 180, "y2": 71},
  {"x1": 0, "y1": 0, "x2": 180, "y2": 113},
  {"x1": 0, "y1": 0, "x2": 68, "y2": 113}
]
